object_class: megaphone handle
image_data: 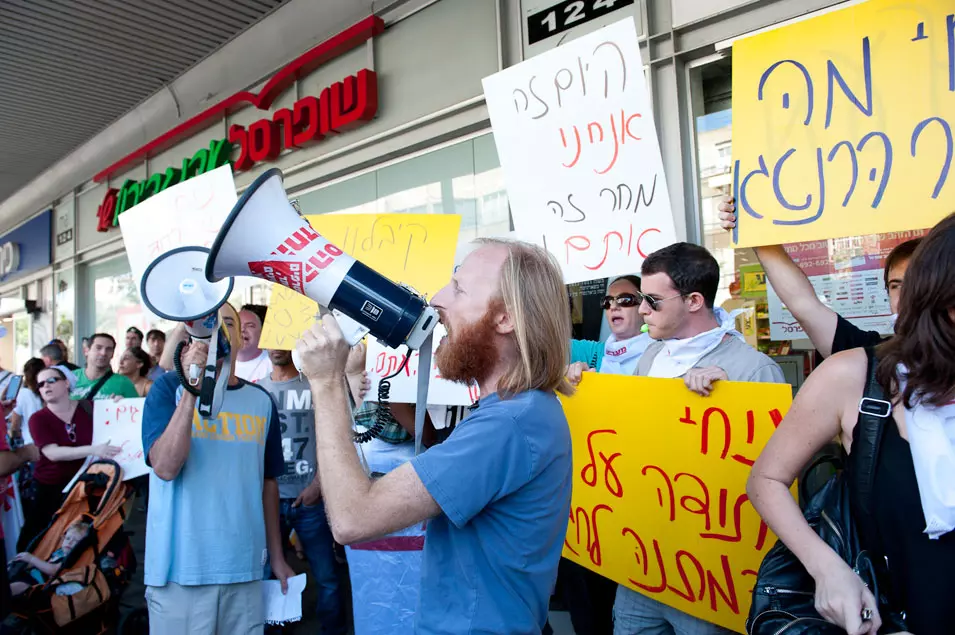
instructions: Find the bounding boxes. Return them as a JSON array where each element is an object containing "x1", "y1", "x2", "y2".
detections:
[
  {"x1": 330, "y1": 309, "x2": 370, "y2": 347},
  {"x1": 188, "y1": 363, "x2": 201, "y2": 386}
]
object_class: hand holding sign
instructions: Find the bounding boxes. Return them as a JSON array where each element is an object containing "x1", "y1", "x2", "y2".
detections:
[{"x1": 93, "y1": 399, "x2": 149, "y2": 481}]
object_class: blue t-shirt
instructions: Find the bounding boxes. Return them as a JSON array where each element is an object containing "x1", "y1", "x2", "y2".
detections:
[
  {"x1": 141, "y1": 372, "x2": 283, "y2": 587},
  {"x1": 410, "y1": 390, "x2": 572, "y2": 634}
]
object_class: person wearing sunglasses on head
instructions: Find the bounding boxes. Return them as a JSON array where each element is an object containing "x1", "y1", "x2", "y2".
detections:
[
  {"x1": 17, "y1": 367, "x2": 120, "y2": 551},
  {"x1": 612, "y1": 243, "x2": 785, "y2": 635}
]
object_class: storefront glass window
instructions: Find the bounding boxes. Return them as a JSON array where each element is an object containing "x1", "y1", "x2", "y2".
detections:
[
  {"x1": 13, "y1": 313, "x2": 31, "y2": 373},
  {"x1": 296, "y1": 134, "x2": 511, "y2": 257},
  {"x1": 55, "y1": 269, "x2": 75, "y2": 360},
  {"x1": 85, "y1": 256, "x2": 174, "y2": 350}
]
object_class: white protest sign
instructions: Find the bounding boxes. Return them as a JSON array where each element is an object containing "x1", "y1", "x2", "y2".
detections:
[
  {"x1": 117, "y1": 165, "x2": 239, "y2": 294},
  {"x1": 92, "y1": 398, "x2": 150, "y2": 481},
  {"x1": 482, "y1": 18, "x2": 676, "y2": 283},
  {"x1": 365, "y1": 325, "x2": 480, "y2": 407}
]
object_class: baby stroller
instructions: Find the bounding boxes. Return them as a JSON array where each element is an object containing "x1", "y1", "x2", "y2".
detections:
[{"x1": 4, "y1": 459, "x2": 137, "y2": 634}]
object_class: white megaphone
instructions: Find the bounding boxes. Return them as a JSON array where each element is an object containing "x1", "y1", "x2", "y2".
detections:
[
  {"x1": 204, "y1": 168, "x2": 438, "y2": 351},
  {"x1": 142, "y1": 246, "x2": 235, "y2": 418}
]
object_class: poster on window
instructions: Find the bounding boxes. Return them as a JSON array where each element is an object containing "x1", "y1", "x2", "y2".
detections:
[{"x1": 767, "y1": 229, "x2": 929, "y2": 340}]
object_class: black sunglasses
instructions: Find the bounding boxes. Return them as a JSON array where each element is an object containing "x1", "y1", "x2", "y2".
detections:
[
  {"x1": 39, "y1": 377, "x2": 63, "y2": 386},
  {"x1": 601, "y1": 293, "x2": 640, "y2": 310}
]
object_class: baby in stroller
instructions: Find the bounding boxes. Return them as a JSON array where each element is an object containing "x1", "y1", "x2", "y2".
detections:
[{"x1": 8, "y1": 520, "x2": 90, "y2": 596}]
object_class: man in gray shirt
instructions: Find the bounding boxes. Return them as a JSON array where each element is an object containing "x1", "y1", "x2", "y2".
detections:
[
  {"x1": 257, "y1": 350, "x2": 346, "y2": 635},
  {"x1": 614, "y1": 242, "x2": 784, "y2": 635}
]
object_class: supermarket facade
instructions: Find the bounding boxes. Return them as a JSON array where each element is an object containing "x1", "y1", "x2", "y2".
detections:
[{"x1": 0, "y1": 0, "x2": 883, "y2": 391}]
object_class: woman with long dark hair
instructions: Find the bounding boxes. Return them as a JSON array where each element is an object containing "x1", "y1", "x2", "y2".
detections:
[
  {"x1": 119, "y1": 346, "x2": 153, "y2": 397},
  {"x1": 748, "y1": 213, "x2": 955, "y2": 634}
]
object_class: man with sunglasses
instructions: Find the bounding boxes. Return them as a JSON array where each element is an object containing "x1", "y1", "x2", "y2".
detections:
[{"x1": 613, "y1": 243, "x2": 784, "y2": 635}]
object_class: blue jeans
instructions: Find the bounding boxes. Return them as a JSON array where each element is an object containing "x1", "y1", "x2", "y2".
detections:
[{"x1": 279, "y1": 499, "x2": 346, "y2": 635}]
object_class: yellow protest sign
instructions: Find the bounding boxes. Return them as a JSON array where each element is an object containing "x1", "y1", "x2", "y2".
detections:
[
  {"x1": 731, "y1": 0, "x2": 955, "y2": 248},
  {"x1": 258, "y1": 213, "x2": 461, "y2": 350},
  {"x1": 560, "y1": 374, "x2": 793, "y2": 633}
]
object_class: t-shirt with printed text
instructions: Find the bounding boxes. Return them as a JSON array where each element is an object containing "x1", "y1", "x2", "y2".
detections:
[
  {"x1": 141, "y1": 372, "x2": 283, "y2": 587},
  {"x1": 256, "y1": 373, "x2": 316, "y2": 500}
]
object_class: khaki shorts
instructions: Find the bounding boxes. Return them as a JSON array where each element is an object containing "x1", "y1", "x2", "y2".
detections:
[{"x1": 145, "y1": 580, "x2": 264, "y2": 635}]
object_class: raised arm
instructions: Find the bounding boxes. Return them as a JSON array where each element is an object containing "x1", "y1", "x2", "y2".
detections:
[
  {"x1": 147, "y1": 343, "x2": 205, "y2": 481},
  {"x1": 300, "y1": 317, "x2": 441, "y2": 545},
  {"x1": 747, "y1": 349, "x2": 879, "y2": 635},
  {"x1": 719, "y1": 197, "x2": 839, "y2": 356}
]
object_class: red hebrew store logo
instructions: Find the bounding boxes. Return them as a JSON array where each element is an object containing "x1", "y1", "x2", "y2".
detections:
[
  {"x1": 230, "y1": 69, "x2": 378, "y2": 171},
  {"x1": 92, "y1": 16, "x2": 384, "y2": 232}
]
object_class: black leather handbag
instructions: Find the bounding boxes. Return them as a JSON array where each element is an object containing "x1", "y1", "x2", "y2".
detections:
[{"x1": 746, "y1": 348, "x2": 907, "y2": 634}]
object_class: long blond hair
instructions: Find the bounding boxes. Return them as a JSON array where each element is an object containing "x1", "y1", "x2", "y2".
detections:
[{"x1": 476, "y1": 238, "x2": 574, "y2": 397}]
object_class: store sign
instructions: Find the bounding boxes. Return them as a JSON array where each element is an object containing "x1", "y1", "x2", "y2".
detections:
[
  {"x1": 0, "y1": 243, "x2": 20, "y2": 279},
  {"x1": 0, "y1": 210, "x2": 52, "y2": 283},
  {"x1": 96, "y1": 138, "x2": 232, "y2": 232},
  {"x1": 526, "y1": 0, "x2": 635, "y2": 45},
  {"x1": 92, "y1": 16, "x2": 385, "y2": 232},
  {"x1": 738, "y1": 263, "x2": 766, "y2": 298}
]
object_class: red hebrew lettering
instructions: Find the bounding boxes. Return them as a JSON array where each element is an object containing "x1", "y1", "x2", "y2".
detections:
[
  {"x1": 248, "y1": 119, "x2": 281, "y2": 163},
  {"x1": 623, "y1": 110, "x2": 642, "y2": 142},
  {"x1": 635, "y1": 227, "x2": 661, "y2": 258},
  {"x1": 560, "y1": 126, "x2": 582, "y2": 168},
  {"x1": 580, "y1": 430, "x2": 623, "y2": 497},
  {"x1": 675, "y1": 472, "x2": 711, "y2": 530},
  {"x1": 641, "y1": 465, "x2": 675, "y2": 521},
  {"x1": 706, "y1": 555, "x2": 740, "y2": 614},
  {"x1": 96, "y1": 189, "x2": 118, "y2": 233},
  {"x1": 595, "y1": 112, "x2": 620, "y2": 174},
  {"x1": 329, "y1": 69, "x2": 378, "y2": 131},
  {"x1": 585, "y1": 230, "x2": 624, "y2": 271},
  {"x1": 272, "y1": 108, "x2": 295, "y2": 150},
  {"x1": 248, "y1": 261, "x2": 305, "y2": 294},
  {"x1": 680, "y1": 406, "x2": 697, "y2": 426},
  {"x1": 701, "y1": 407, "x2": 731, "y2": 459},
  {"x1": 292, "y1": 96, "x2": 324, "y2": 146},
  {"x1": 669, "y1": 551, "x2": 705, "y2": 602},
  {"x1": 565, "y1": 235, "x2": 591, "y2": 264},
  {"x1": 228, "y1": 124, "x2": 252, "y2": 171},
  {"x1": 566, "y1": 504, "x2": 614, "y2": 567},
  {"x1": 622, "y1": 530, "x2": 667, "y2": 593}
]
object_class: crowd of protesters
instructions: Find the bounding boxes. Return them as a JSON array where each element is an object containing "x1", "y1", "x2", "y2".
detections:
[{"x1": 1, "y1": 206, "x2": 953, "y2": 635}]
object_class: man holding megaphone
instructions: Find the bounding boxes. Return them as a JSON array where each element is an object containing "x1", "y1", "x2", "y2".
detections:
[
  {"x1": 296, "y1": 239, "x2": 575, "y2": 634},
  {"x1": 140, "y1": 303, "x2": 294, "y2": 634}
]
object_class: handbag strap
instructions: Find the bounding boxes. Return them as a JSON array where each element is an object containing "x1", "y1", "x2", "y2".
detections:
[
  {"x1": 85, "y1": 370, "x2": 113, "y2": 401},
  {"x1": 850, "y1": 346, "x2": 891, "y2": 546}
]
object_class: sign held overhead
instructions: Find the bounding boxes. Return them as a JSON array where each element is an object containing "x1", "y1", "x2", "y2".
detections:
[{"x1": 483, "y1": 17, "x2": 676, "y2": 284}]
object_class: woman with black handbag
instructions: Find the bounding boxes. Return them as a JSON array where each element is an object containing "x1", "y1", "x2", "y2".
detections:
[{"x1": 747, "y1": 213, "x2": 955, "y2": 635}]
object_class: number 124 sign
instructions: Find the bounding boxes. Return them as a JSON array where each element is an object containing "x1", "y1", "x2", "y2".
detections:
[{"x1": 525, "y1": 0, "x2": 635, "y2": 46}]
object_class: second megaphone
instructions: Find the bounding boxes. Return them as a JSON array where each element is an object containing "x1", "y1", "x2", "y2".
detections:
[{"x1": 205, "y1": 168, "x2": 437, "y2": 351}]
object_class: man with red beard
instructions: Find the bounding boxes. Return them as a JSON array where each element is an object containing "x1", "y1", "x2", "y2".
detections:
[{"x1": 297, "y1": 239, "x2": 575, "y2": 634}]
